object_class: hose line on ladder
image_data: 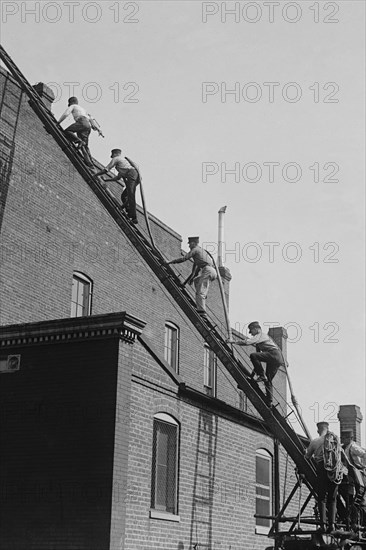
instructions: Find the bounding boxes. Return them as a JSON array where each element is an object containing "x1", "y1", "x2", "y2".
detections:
[
  {"x1": 125, "y1": 156, "x2": 156, "y2": 249},
  {"x1": 206, "y1": 251, "x2": 233, "y2": 347}
]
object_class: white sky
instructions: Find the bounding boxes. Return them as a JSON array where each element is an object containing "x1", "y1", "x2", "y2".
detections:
[{"x1": 1, "y1": 0, "x2": 365, "y2": 442}]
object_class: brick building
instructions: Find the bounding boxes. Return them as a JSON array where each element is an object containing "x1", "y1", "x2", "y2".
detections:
[{"x1": 0, "y1": 61, "x2": 330, "y2": 550}]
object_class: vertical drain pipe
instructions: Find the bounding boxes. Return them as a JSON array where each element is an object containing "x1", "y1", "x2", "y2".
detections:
[
  {"x1": 218, "y1": 206, "x2": 226, "y2": 269},
  {"x1": 214, "y1": 206, "x2": 232, "y2": 341}
]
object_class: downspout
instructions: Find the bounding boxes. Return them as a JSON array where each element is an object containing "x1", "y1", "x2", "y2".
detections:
[{"x1": 218, "y1": 206, "x2": 227, "y2": 268}]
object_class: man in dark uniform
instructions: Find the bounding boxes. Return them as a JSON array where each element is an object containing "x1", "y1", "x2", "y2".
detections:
[
  {"x1": 340, "y1": 429, "x2": 366, "y2": 528},
  {"x1": 228, "y1": 321, "x2": 285, "y2": 405},
  {"x1": 305, "y1": 421, "x2": 340, "y2": 533}
]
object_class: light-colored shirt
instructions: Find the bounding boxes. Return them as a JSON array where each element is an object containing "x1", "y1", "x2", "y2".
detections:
[
  {"x1": 176, "y1": 246, "x2": 213, "y2": 269},
  {"x1": 242, "y1": 331, "x2": 280, "y2": 353},
  {"x1": 59, "y1": 104, "x2": 89, "y2": 123},
  {"x1": 106, "y1": 155, "x2": 132, "y2": 173},
  {"x1": 305, "y1": 434, "x2": 326, "y2": 463},
  {"x1": 345, "y1": 442, "x2": 366, "y2": 469}
]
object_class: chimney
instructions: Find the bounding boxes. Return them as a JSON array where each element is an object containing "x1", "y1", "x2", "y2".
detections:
[
  {"x1": 338, "y1": 405, "x2": 363, "y2": 445},
  {"x1": 268, "y1": 327, "x2": 288, "y2": 415},
  {"x1": 268, "y1": 326, "x2": 288, "y2": 364},
  {"x1": 217, "y1": 206, "x2": 232, "y2": 308},
  {"x1": 33, "y1": 82, "x2": 55, "y2": 109},
  {"x1": 218, "y1": 206, "x2": 226, "y2": 268}
]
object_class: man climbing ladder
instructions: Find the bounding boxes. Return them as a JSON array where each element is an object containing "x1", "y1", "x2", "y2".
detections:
[
  {"x1": 228, "y1": 321, "x2": 285, "y2": 406},
  {"x1": 94, "y1": 148, "x2": 140, "y2": 224},
  {"x1": 58, "y1": 96, "x2": 93, "y2": 167},
  {"x1": 166, "y1": 236, "x2": 217, "y2": 316}
]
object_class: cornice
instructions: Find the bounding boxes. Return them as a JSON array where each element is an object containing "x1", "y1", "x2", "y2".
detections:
[{"x1": 0, "y1": 312, "x2": 146, "y2": 349}]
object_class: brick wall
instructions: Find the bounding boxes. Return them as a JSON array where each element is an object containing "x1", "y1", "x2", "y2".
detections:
[
  {"x1": 116, "y1": 340, "x2": 282, "y2": 550},
  {"x1": 124, "y1": 382, "x2": 274, "y2": 550}
]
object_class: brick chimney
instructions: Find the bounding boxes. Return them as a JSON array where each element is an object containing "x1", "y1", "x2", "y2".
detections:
[
  {"x1": 338, "y1": 404, "x2": 363, "y2": 445},
  {"x1": 268, "y1": 326, "x2": 288, "y2": 363},
  {"x1": 33, "y1": 82, "x2": 55, "y2": 109},
  {"x1": 268, "y1": 327, "x2": 288, "y2": 413}
]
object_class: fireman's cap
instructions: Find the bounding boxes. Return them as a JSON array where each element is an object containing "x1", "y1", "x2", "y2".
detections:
[
  {"x1": 341, "y1": 429, "x2": 354, "y2": 439},
  {"x1": 111, "y1": 149, "x2": 122, "y2": 157},
  {"x1": 248, "y1": 321, "x2": 261, "y2": 330},
  {"x1": 316, "y1": 421, "x2": 329, "y2": 429},
  {"x1": 68, "y1": 96, "x2": 78, "y2": 105}
]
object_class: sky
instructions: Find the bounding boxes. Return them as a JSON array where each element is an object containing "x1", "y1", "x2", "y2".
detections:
[{"x1": 1, "y1": 0, "x2": 365, "y2": 442}]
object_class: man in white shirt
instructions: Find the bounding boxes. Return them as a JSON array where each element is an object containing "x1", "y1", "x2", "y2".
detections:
[
  {"x1": 58, "y1": 96, "x2": 92, "y2": 146},
  {"x1": 228, "y1": 321, "x2": 285, "y2": 405},
  {"x1": 166, "y1": 237, "x2": 217, "y2": 314},
  {"x1": 95, "y1": 149, "x2": 139, "y2": 223},
  {"x1": 342, "y1": 430, "x2": 366, "y2": 470},
  {"x1": 228, "y1": 322, "x2": 284, "y2": 380}
]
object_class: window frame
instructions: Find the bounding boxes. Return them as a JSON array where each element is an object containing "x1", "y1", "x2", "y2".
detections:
[
  {"x1": 71, "y1": 271, "x2": 93, "y2": 317},
  {"x1": 203, "y1": 345, "x2": 217, "y2": 397},
  {"x1": 150, "y1": 413, "x2": 180, "y2": 520},
  {"x1": 255, "y1": 448, "x2": 273, "y2": 535},
  {"x1": 164, "y1": 322, "x2": 180, "y2": 373}
]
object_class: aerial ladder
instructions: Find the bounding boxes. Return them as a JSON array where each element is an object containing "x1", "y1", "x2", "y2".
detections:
[{"x1": 1, "y1": 45, "x2": 364, "y2": 550}]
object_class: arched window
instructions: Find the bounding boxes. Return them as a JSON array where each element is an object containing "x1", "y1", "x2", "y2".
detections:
[
  {"x1": 203, "y1": 344, "x2": 217, "y2": 397},
  {"x1": 71, "y1": 272, "x2": 93, "y2": 317},
  {"x1": 255, "y1": 448, "x2": 273, "y2": 533},
  {"x1": 151, "y1": 413, "x2": 179, "y2": 516},
  {"x1": 164, "y1": 322, "x2": 179, "y2": 372}
]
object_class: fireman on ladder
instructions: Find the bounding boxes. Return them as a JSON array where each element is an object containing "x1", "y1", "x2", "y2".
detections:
[
  {"x1": 305, "y1": 421, "x2": 340, "y2": 533},
  {"x1": 227, "y1": 321, "x2": 285, "y2": 406},
  {"x1": 166, "y1": 237, "x2": 217, "y2": 316},
  {"x1": 58, "y1": 96, "x2": 93, "y2": 166},
  {"x1": 340, "y1": 429, "x2": 366, "y2": 528},
  {"x1": 94, "y1": 149, "x2": 139, "y2": 224}
]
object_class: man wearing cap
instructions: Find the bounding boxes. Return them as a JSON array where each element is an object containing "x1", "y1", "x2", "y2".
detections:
[
  {"x1": 94, "y1": 149, "x2": 139, "y2": 224},
  {"x1": 228, "y1": 322, "x2": 285, "y2": 404},
  {"x1": 342, "y1": 430, "x2": 366, "y2": 470},
  {"x1": 340, "y1": 429, "x2": 366, "y2": 526},
  {"x1": 305, "y1": 421, "x2": 339, "y2": 533},
  {"x1": 58, "y1": 96, "x2": 93, "y2": 166},
  {"x1": 166, "y1": 237, "x2": 217, "y2": 315}
]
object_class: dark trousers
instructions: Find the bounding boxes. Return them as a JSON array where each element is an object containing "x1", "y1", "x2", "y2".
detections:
[
  {"x1": 120, "y1": 168, "x2": 139, "y2": 220},
  {"x1": 250, "y1": 350, "x2": 282, "y2": 403},
  {"x1": 339, "y1": 478, "x2": 357, "y2": 528},
  {"x1": 316, "y1": 462, "x2": 338, "y2": 527},
  {"x1": 65, "y1": 117, "x2": 91, "y2": 145}
]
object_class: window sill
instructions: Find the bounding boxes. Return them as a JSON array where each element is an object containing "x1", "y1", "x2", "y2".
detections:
[
  {"x1": 149, "y1": 509, "x2": 180, "y2": 522},
  {"x1": 255, "y1": 526, "x2": 270, "y2": 535}
]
